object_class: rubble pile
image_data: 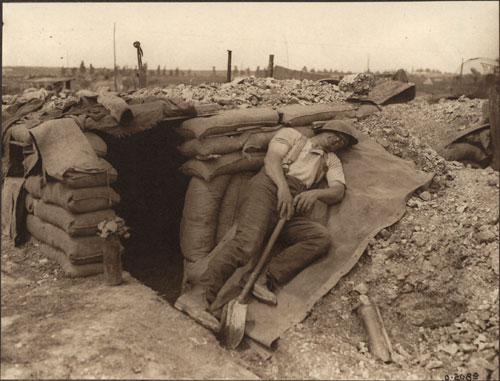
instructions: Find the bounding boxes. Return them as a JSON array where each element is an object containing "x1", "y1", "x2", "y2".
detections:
[
  {"x1": 225, "y1": 80, "x2": 497, "y2": 380},
  {"x1": 127, "y1": 76, "x2": 348, "y2": 109},
  {"x1": 384, "y1": 97, "x2": 486, "y2": 146},
  {"x1": 336, "y1": 96, "x2": 498, "y2": 379},
  {"x1": 339, "y1": 73, "x2": 376, "y2": 95}
]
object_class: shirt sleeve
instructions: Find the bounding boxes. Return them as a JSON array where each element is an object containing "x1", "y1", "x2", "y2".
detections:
[
  {"x1": 325, "y1": 153, "x2": 346, "y2": 186},
  {"x1": 269, "y1": 128, "x2": 301, "y2": 150}
]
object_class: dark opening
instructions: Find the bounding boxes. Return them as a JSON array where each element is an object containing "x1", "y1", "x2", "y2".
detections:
[{"x1": 100, "y1": 121, "x2": 189, "y2": 304}]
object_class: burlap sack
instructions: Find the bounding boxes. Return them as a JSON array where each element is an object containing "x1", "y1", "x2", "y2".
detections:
[
  {"x1": 62, "y1": 159, "x2": 117, "y2": 189},
  {"x1": 84, "y1": 132, "x2": 108, "y2": 158},
  {"x1": 180, "y1": 175, "x2": 230, "y2": 262},
  {"x1": 36, "y1": 239, "x2": 104, "y2": 278},
  {"x1": 278, "y1": 103, "x2": 355, "y2": 126},
  {"x1": 355, "y1": 104, "x2": 380, "y2": 119},
  {"x1": 177, "y1": 132, "x2": 251, "y2": 159},
  {"x1": 242, "y1": 126, "x2": 314, "y2": 154},
  {"x1": 27, "y1": 214, "x2": 104, "y2": 264},
  {"x1": 215, "y1": 172, "x2": 254, "y2": 244},
  {"x1": 24, "y1": 176, "x2": 120, "y2": 213},
  {"x1": 178, "y1": 108, "x2": 279, "y2": 139},
  {"x1": 26, "y1": 194, "x2": 115, "y2": 237},
  {"x1": 10, "y1": 124, "x2": 32, "y2": 144},
  {"x1": 180, "y1": 152, "x2": 265, "y2": 181},
  {"x1": 441, "y1": 142, "x2": 489, "y2": 165}
]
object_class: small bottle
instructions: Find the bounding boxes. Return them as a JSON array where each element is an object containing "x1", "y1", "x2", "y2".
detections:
[{"x1": 103, "y1": 234, "x2": 123, "y2": 285}]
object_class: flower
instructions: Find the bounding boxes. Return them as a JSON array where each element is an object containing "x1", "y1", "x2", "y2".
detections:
[{"x1": 97, "y1": 216, "x2": 130, "y2": 239}]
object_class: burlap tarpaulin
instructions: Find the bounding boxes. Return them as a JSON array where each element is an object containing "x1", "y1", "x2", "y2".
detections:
[
  {"x1": 28, "y1": 118, "x2": 109, "y2": 181},
  {"x1": 210, "y1": 132, "x2": 433, "y2": 348}
]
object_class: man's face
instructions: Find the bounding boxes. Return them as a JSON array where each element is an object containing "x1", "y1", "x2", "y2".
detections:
[{"x1": 316, "y1": 131, "x2": 350, "y2": 152}]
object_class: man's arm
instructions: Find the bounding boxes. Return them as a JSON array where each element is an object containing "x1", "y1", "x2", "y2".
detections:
[
  {"x1": 294, "y1": 182, "x2": 345, "y2": 213},
  {"x1": 264, "y1": 141, "x2": 295, "y2": 220}
]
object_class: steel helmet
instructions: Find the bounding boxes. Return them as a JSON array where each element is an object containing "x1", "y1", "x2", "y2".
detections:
[{"x1": 314, "y1": 120, "x2": 359, "y2": 145}]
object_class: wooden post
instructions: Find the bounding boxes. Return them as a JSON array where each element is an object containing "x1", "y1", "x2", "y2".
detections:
[
  {"x1": 212, "y1": 66, "x2": 216, "y2": 83},
  {"x1": 113, "y1": 22, "x2": 117, "y2": 92},
  {"x1": 268, "y1": 54, "x2": 274, "y2": 78},
  {"x1": 489, "y1": 68, "x2": 499, "y2": 171},
  {"x1": 227, "y1": 50, "x2": 232, "y2": 82}
]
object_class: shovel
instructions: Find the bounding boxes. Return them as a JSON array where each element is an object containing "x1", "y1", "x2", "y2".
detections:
[{"x1": 220, "y1": 217, "x2": 286, "y2": 349}]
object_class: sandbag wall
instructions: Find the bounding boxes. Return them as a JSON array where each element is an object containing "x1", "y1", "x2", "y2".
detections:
[
  {"x1": 175, "y1": 103, "x2": 359, "y2": 286},
  {"x1": 23, "y1": 131, "x2": 120, "y2": 277}
]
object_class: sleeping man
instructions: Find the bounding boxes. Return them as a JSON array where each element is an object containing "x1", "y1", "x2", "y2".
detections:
[{"x1": 175, "y1": 120, "x2": 359, "y2": 333}]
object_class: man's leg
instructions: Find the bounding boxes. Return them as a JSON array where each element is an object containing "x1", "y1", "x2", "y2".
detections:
[
  {"x1": 267, "y1": 217, "x2": 331, "y2": 285},
  {"x1": 199, "y1": 169, "x2": 279, "y2": 303}
]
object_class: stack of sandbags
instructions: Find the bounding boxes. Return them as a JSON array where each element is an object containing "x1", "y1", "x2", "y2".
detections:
[
  {"x1": 24, "y1": 171, "x2": 120, "y2": 277},
  {"x1": 20, "y1": 118, "x2": 121, "y2": 278},
  {"x1": 175, "y1": 104, "x2": 356, "y2": 287}
]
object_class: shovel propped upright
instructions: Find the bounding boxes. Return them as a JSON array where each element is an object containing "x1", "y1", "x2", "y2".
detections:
[{"x1": 220, "y1": 217, "x2": 286, "y2": 349}]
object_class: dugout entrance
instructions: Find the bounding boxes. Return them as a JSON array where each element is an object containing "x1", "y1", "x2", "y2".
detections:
[{"x1": 102, "y1": 122, "x2": 189, "y2": 303}]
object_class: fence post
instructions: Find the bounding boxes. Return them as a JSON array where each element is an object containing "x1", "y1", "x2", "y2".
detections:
[
  {"x1": 268, "y1": 54, "x2": 274, "y2": 78},
  {"x1": 227, "y1": 50, "x2": 232, "y2": 82}
]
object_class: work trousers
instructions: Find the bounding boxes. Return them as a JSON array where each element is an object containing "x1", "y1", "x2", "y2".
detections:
[{"x1": 200, "y1": 168, "x2": 332, "y2": 303}]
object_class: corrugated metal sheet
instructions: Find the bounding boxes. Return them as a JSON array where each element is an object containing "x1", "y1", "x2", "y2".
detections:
[
  {"x1": 444, "y1": 123, "x2": 490, "y2": 147},
  {"x1": 367, "y1": 79, "x2": 416, "y2": 105}
]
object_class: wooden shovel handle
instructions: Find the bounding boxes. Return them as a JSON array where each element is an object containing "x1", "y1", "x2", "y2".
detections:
[{"x1": 238, "y1": 218, "x2": 286, "y2": 303}]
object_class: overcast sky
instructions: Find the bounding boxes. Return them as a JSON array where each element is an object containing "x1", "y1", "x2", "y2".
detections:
[{"x1": 2, "y1": 2, "x2": 499, "y2": 74}]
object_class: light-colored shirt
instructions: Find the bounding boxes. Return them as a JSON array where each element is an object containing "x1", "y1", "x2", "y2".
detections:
[{"x1": 270, "y1": 128, "x2": 345, "y2": 189}]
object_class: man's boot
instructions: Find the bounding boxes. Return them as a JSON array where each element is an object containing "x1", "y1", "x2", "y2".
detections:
[
  {"x1": 174, "y1": 285, "x2": 221, "y2": 333},
  {"x1": 241, "y1": 273, "x2": 277, "y2": 305}
]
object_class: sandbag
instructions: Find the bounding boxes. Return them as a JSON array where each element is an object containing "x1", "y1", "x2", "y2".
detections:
[
  {"x1": 355, "y1": 104, "x2": 380, "y2": 119},
  {"x1": 177, "y1": 131, "x2": 251, "y2": 159},
  {"x1": 97, "y1": 89, "x2": 134, "y2": 124},
  {"x1": 215, "y1": 172, "x2": 255, "y2": 244},
  {"x1": 26, "y1": 194, "x2": 115, "y2": 237},
  {"x1": 25, "y1": 192, "x2": 35, "y2": 213},
  {"x1": 277, "y1": 103, "x2": 355, "y2": 127},
  {"x1": 27, "y1": 214, "x2": 104, "y2": 264},
  {"x1": 10, "y1": 124, "x2": 32, "y2": 144},
  {"x1": 62, "y1": 158, "x2": 117, "y2": 188},
  {"x1": 24, "y1": 176, "x2": 120, "y2": 213},
  {"x1": 441, "y1": 142, "x2": 489, "y2": 165},
  {"x1": 183, "y1": 225, "x2": 237, "y2": 287},
  {"x1": 28, "y1": 118, "x2": 109, "y2": 181},
  {"x1": 1, "y1": 177, "x2": 26, "y2": 245},
  {"x1": 180, "y1": 152, "x2": 265, "y2": 181},
  {"x1": 242, "y1": 126, "x2": 314, "y2": 154},
  {"x1": 180, "y1": 175, "x2": 231, "y2": 262},
  {"x1": 84, "y1": 132, "x2": 108, "y2": 158},
  {"x1": 35, "y1": 239, "x2": 103, "y2": 277},
  {"x1": 178, "y1": 108, "x2": 279, "y2": 139}
]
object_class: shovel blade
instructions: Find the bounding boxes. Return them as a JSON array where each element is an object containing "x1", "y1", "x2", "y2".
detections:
[{"x1": 221, "y1": 299, "x2": 248, "y2": 349}]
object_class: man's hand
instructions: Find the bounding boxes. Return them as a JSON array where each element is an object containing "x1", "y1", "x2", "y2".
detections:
[
  {"x1": 277, "y1": 186, "x2": 294, "y2": 220},
  {"x1": 293, "y1": 190, "x2": 318, "y2": 214}
]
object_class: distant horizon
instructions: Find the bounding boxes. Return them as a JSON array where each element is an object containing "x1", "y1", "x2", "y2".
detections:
[{"x1": 2, "y1": 63, "x2": 478, "y2": 76}]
